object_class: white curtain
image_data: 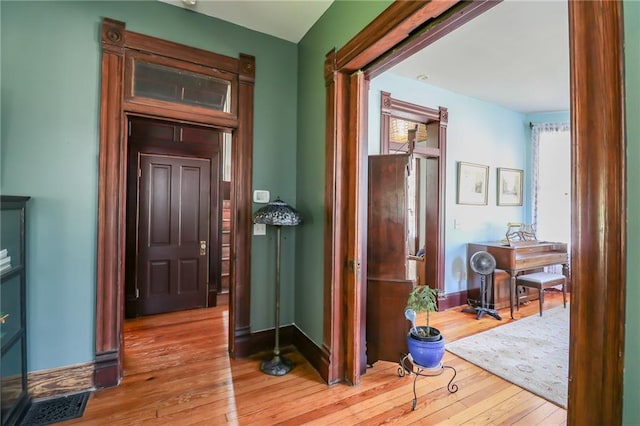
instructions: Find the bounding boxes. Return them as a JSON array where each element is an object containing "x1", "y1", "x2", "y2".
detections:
[{"x1": 531, "y1": 122, "x2": 571, "y2": 274}]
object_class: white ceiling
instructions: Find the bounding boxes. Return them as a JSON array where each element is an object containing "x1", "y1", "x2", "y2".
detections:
[
  {"x1": 159, "y1": 0, "x2": 569, "y2": 114},
  {"x1": 158, "y1": 0, "x2": 334, "y2": 43},
  {"x1": 389, "y1": 0, "x2": 570, "y2": 113}
]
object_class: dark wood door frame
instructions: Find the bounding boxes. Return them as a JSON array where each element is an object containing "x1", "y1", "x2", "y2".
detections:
[
  {"x1": 324, "y1": 1, "x2": 625, "y2": 424},
  {"x1": 96, "y1": 18, "x2": 255, "y2": 388},
  {"x1": 379, "y1": 91, "x2": 447, "y2": 296}
]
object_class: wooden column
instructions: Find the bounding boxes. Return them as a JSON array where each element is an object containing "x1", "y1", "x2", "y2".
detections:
[
  {"x1": 322, "y1": 49, "x2": 346, "y2": 384},
  {"x1": 95, "y1": 18, "x2": 126, "y2": 388},
  {"x1": 229, "y1": 54, "x2": 255, "y2": 357},
  {"x1": 567, "y1": 1, "x2": 625, "y2": 423}
]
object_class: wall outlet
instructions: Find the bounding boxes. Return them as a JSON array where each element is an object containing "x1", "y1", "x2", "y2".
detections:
[
  {"x1": 254, "y1": 223, "x2": 266, "y2": 235},
  {"x1": 253, "y1": 190, "x2": 270, "y2": 203}
]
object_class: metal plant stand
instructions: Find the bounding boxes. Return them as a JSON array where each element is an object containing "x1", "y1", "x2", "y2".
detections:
[{"x1": 397, "y1": 353, "x2": 458, "y2": 410}]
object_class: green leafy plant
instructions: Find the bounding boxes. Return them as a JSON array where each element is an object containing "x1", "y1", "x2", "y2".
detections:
[{"x1": 406, "y1": 285, "x2": 439, "y2": 337}]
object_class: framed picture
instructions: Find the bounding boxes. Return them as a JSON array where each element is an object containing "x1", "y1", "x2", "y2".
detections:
[
  {"x1": 457, "y1": 162, "x2": 489, "y2": 205},
  {"x1": 497, "y1": 167, "x2": 524, "y2": 206}
]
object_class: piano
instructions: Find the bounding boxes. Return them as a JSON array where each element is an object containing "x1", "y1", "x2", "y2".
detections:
[{"x1": 467, "y1": 241, "x2": 568, "y2": 318}]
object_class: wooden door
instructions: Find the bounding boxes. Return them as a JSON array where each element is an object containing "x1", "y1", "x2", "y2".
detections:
[{"x1": 137, "y1": 153, "x2": 210, "y2": 315}]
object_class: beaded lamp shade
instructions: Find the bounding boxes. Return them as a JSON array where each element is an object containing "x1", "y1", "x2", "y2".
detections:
[{"x1": 252, "y1": 199, "x2": 302, "y2": 226}]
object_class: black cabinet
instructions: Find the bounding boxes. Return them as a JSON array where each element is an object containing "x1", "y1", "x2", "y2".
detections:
[{"x1": 1, "y1": 196, "x2": 31, "y2": 425}]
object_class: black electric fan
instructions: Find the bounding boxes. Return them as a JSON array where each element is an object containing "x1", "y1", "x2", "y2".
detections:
[{"x1": 463, "y1": 251, "x2": 502, "y2": 320}]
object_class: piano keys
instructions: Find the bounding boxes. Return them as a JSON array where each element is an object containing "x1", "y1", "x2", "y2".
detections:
[{"x1": 467, "y1": 241, "x2": 569, "y2": 318}]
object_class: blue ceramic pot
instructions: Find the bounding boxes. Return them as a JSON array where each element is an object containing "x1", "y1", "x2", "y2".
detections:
[{"x1": 407, "y1": 327, "x2": 445, "y2": 368}]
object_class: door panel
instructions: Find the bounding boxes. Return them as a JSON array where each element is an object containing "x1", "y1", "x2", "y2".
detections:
[{"x1": 138, "y1": 154, "x2": 210, "y2": 315}]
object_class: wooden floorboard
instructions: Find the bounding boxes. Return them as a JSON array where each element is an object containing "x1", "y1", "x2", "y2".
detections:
[{"x1": 61, "y1": 293, "x2": 568, "y2": 425}]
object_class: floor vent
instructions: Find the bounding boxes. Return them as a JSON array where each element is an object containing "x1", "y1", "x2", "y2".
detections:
[{"x1": 20, "y1": 392, "x2": 90, "y2": 425}]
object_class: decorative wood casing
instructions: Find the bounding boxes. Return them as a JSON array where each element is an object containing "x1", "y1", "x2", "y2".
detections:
[
  {"x1": 567, "y1": 1, "x2": 625, "y2": 424},
  {"x1": 378, "y1": 92, "x2": 448, "y2": 295},
  {"x1": 97, "y1": 19, "x2": 255, "y2": 388},
  {"x1": 325, "y1": 1, "x2": 626, "y2": 422}
]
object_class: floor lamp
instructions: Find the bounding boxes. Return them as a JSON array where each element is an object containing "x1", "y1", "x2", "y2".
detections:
[{"x1": 252, "y1": 198, "x2": 302, "y2": 376}]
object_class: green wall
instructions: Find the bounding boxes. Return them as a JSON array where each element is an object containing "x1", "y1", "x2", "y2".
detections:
[
  {"x1": 624, "y1": 1, "x2": 640, "y2": 423},
  {"x1": 2, "y1": 1, "x2": 637, "y2": 418},
  {"x1": 295, "y1": 0, "x2": 392, "y2": 344},
  {"x1": 0, "y1": 0, "x2": 298, "y2": 371}
]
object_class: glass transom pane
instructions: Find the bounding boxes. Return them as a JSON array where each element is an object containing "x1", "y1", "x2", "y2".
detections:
[
  {"x1": 390, "y1": 117, "x2": 438, "y2": 150},
  {"x1": 134, "y1": 60, "x2": 231, "y2": 112}
]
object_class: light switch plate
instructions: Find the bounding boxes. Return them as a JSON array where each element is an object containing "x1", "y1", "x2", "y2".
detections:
[
  {"x1": 253, "y1": 190, "x2": 270, "y2": 204},
  {"x1": 254, "y1": 223, "x2": 266, "y2": 235}
]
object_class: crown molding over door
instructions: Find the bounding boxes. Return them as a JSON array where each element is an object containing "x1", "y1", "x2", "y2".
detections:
[
  {"x1": 324, "y1": 1, "x2": 625, "y2": 423},
  {"x1": 96, "y1": 18, "x2": 255, "y2": 387}
]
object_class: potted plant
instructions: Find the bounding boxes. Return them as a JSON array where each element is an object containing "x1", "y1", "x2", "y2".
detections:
[{"x1": 405, "y1": 285, "x2": 445, "y2": 369}]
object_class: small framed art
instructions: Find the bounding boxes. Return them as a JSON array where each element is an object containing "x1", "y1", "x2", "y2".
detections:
[
  {"x1": 497, "y1": 167, "x2": 523, "y2": 206},
  {"x1": 457, "y1": 162, "x2": 489, "y2": 205}
]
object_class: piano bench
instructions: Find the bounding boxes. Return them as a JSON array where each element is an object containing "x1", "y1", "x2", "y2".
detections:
[{"x1": 516, "y1": 272, "x2": 567, "y2": 316}]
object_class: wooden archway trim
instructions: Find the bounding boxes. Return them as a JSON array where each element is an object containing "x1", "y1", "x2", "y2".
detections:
[
  {"x1": 567, "y1": 2, "x2": 625, "y2": 423},
  {"x1": 96, "y1": 18, "x2": 255, "y2": 388},
  {"x1": 324, "y1": 0, "x2": 625, "y2": 423},
  {"x1": 324, "y1": 0, "x2": 501, "y2": 387}
]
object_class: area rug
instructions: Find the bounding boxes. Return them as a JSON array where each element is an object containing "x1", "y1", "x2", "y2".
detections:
[{"x1": 445, "y1": 305, "x2": 569, "y2": 408}]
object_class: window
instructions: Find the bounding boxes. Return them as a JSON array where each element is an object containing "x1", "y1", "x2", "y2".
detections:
[{"x1": 532, "y1": 122, "x2": 571, "y2": 244}]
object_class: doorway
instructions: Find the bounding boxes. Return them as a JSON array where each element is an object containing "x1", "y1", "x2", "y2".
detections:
[
  {"x1": 96, "y1": 18, "x2": 256, "y2": 388},
  {"x1": 125, "y1": 117, "x2": 225, "y2": 317},
  {"x1": 324, "y1": 1, "x2": 626, "y2": 423}
]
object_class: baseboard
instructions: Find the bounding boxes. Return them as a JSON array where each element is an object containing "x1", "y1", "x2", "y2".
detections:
[
  {"x1": 438, "y1": 290, "x2": 468, "y2": 310},
  {"x1": 230, "y1": 326, "x2": 252, "y2": 358},
  {"x1": 291, "y1": 326, "x2": 328, "y2": 384},
  {"x1": 28, "y1": 362, "x2": 95, "y2": 399},
  {"x1": 246, "y1": 325, "x2": 328, "y2": 383},
  {"x1": 94, "y1": 350, "x2": 119, "y2": 389},
  {"x1": 247, "y1": 325, "x2": 295, "y2": 356}
]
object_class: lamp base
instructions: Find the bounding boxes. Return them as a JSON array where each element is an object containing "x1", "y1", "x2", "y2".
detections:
[{"x1": 260, "y1": 354, "x2": 294, "y2": 376}]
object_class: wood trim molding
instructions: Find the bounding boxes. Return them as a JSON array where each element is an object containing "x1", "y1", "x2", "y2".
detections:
[
  {"x1": 97, "y1": 18, "x2": 255, "y2": 387},
  {"x1": 28, "y1": 363, "x2": 94, "y2": 400},
  {"x1": 567, "y1": 1, "x2": 625, "y2": 423},
  {"x1": 230, "y1": 54, "x2": 255, "y2": 358},
  {"x1": 248, "y1": 325, "x2": 295, "y2": 356},
  {"x1": 336, "y1": 1, "x2": 460, "y2": 73},
  {"x1": 378, "y1": 91, "x2": 447, "y2": 294},
  {"x1": 325, "y1": 1, "x2": 626, "y2": 421},
  {"x1": 246, "y1": 325, "x2": 326, "y2": 381},
  {"x1": 322, "y1": 49, "x2": 345, "y2": 385},
  {"x1": 292, "y1": 326, "x2": 327, "y2": 380},
  {"x1": 437, "y1": 290, "x2": 468, "y2": 311},
  {"x1": 365, "y1": 0, "x2": 501, "y2": 79},
  {"x1": 96, "y1": 17, "x2": 126, "y2": 388},
  {"x1": 346, "y1": 71, "x2": 368, "y2": 382}
]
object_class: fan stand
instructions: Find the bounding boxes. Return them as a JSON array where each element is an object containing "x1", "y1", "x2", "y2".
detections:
[{"x1": 462, "y1": 274, "x2": 502, "y2": 320}]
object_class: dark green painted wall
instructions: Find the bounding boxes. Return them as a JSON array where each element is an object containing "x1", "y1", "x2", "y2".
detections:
[
  {"x1": 1, "y1": 0, "x2": 298, "y2": 371},
  {"x1": 294, "y1": 0, "x2": 392, "y2": 346},
  {"x1": 624, "y1": 1, "x2": 639, "y2": 423},
  {"x1": 1, "y1": 2, "x2": 637, "y2": 420}
]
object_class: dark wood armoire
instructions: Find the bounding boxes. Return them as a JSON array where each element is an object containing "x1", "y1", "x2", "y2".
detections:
[{"x1": 366, "y1": 154, "x2": 414, "y2": 366}]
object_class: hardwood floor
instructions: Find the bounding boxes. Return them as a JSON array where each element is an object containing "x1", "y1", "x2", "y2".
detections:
[{"x1": 62, "y1": 293, "x2": 568, "y2": 425}]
